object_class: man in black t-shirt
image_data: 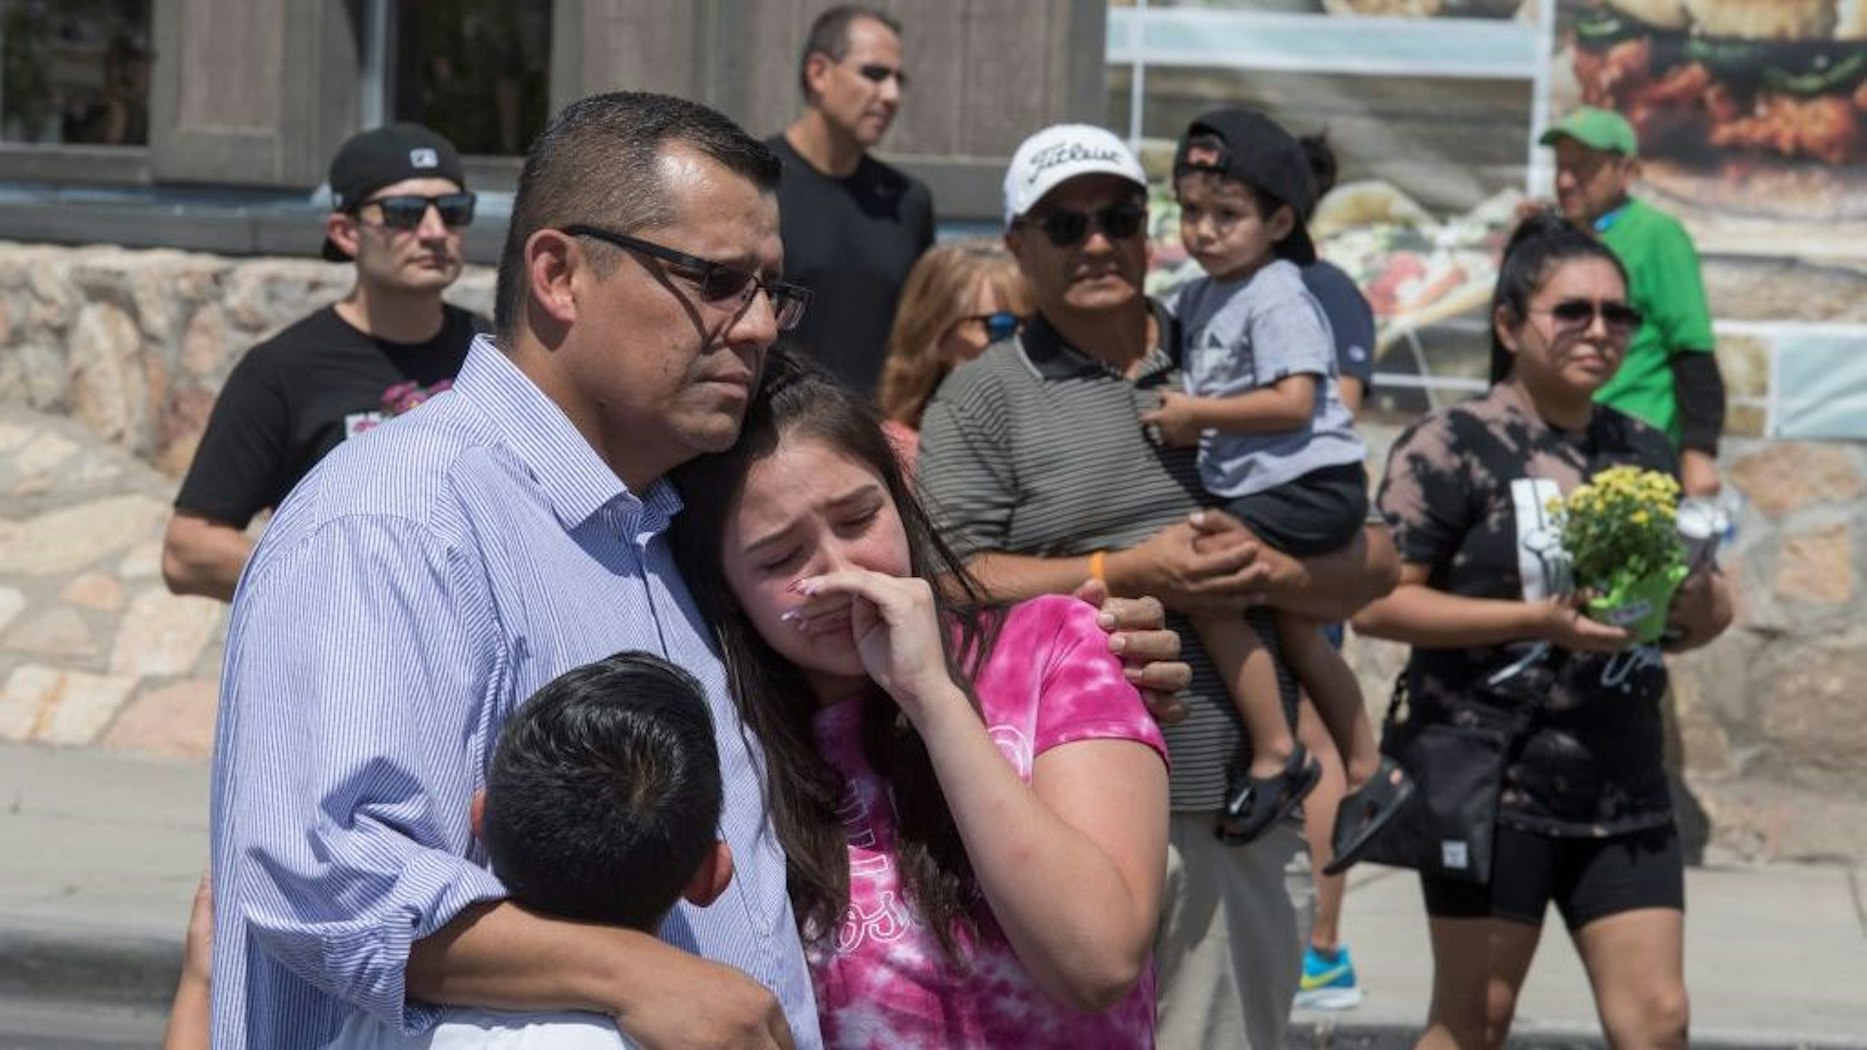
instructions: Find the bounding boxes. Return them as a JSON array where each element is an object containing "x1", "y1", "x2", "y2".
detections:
[
  {"x1": 768, "y1": 4, "x2": 935, "y2": 394},
  {"x1": 162, "y1": 124, "x2": 489, "y2": 602}
]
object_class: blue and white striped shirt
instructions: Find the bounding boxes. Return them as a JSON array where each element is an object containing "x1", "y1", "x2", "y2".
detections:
[{"x1": 208, "y1": 337, "x2": 820, "y2": 1048}]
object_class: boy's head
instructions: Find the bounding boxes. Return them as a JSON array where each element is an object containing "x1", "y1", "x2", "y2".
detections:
[
  {"x1": 1173, "y1": 108, "x2": 1317, "y2": 279},
  {"x1": 474, "y1": 651, "x2": 731, "y2": 932}
]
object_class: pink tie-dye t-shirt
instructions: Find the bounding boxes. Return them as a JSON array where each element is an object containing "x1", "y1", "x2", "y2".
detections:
[{"x1": 808, "y1": 594, "x2": 1168, "y2": 1049}]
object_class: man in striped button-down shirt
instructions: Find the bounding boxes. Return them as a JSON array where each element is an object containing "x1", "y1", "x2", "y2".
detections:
[
  {"x1": 207, "y1": 94, "x2": 1184, "y2": 1050},
  {"x1": 208, "y1": 93, "x2": 814, "y2": 1050}
]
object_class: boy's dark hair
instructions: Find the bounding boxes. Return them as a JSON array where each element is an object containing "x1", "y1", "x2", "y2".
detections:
[
  {"x1": 799, "y1": 5, "x2": 903, "y2": 99},
  {"x1": 1299, "y1": 131, "x2": 1338, "y2": 203},
  {"x1": 494, "y1": 91, "x2": 781, "y2": 334},
  {"x1": 481, "y1": 650, "x2": 723, "y2": 932},
  {"x1": 1488, "y1": 209, "x2": 1630, "y2": 385}
]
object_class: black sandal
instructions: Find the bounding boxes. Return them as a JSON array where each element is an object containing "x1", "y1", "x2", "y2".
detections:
[
  {"x1": 1215, "y1": 743, "x2": 1321, "y2": 846},
  {"x1": 1322, "y1": 756, "x2": 1415, "y2": 876}
]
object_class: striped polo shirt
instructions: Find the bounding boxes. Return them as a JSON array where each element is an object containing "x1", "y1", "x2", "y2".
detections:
[{"x1": 918, "y1": 305, "x2": 1295, "y2": 812}]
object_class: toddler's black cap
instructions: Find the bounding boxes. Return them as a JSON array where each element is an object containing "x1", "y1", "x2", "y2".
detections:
[{"x1": 1174, "y1": 108, "x2": 1318, "y2": 266}]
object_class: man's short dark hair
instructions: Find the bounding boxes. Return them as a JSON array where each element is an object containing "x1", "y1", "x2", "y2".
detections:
[
  {"x1": 481, "y1": 650, "x2": 723, "y2": 933},
  {"x1": 798, "y1": 4, "x2": 903, "y2": 100},
  {"x1": 494, "y1": 91, "x2": 782, "y2": 334}
]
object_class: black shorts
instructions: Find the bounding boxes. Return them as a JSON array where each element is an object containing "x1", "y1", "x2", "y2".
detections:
[
  {"x1": 1220, "y1": 462, "x2": 1368, "y2": 558},
  {"x1": 1421, "y1": 823, "x2": 1685, "y2": 931}
]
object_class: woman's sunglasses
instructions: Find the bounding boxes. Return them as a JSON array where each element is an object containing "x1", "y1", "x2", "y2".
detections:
[
  {"x1": 956, "y1": 311, "x2": 1020, "y2": 343},
  {"x1": 1018, "y1": 202, "x2": 1147, "y2": 248},
  {"x1": 355, "y1": 192, "x2": 477, "y2": 230},
  {"x1": 1540, "y1": 299, "x2": 1642, "y2": 338}
]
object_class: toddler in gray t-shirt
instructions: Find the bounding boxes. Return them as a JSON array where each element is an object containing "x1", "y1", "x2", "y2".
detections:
[{"x1": 1141, "y1": 108, "x2": 1411, "y2": 870}]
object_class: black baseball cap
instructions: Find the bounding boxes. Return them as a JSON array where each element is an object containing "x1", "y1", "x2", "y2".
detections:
[
  {"x1": 1173, "y1": 108, "x2": 1318, "y2": 266},
  {"x1": 321, "y1": 123, "x2": 467, "y2": 261}
]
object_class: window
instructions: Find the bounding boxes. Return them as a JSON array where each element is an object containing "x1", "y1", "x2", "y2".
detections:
[
  {"x1": 393, "y1": 0, "x2": 550, "y2": 157},
  {"x1": 1, "y1": 0, "x2": 151, "y2": 146}
]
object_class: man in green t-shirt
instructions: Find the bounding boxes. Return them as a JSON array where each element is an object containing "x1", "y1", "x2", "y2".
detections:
[{"x1": 1537, "y1": 107, "x2": 1726, "y2": 497}]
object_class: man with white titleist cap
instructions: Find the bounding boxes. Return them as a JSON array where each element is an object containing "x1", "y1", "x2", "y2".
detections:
[{"x1": 918, "y1": 123, "x2": 1399, "y2": 1050}]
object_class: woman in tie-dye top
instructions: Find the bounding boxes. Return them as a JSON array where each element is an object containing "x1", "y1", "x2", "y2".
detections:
[{"x1": 671, "y1": 352, "x2": 1169, "y2": 1048}]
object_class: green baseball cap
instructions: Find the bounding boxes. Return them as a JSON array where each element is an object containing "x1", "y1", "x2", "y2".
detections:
[{"x1": 1538, "y1": 106, "x2": 1638, "y2": 157}]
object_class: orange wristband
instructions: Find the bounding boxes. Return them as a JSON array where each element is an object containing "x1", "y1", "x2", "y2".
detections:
[{"x1": 1089, "y1": 550, "x2": 1107, "y2": 585}]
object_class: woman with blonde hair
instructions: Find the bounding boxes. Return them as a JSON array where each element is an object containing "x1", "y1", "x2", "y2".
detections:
[{"x1": 878, "y1": 238, "x2": 1031, "y2": 464}]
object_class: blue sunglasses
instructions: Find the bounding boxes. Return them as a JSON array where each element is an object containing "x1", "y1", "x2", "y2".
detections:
[{"x1": 960, "y1": 311, "x2": 1021, "y2": 343}]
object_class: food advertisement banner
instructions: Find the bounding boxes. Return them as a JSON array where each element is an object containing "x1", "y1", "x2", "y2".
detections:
[
  {"x1": 1116, "y1": 0, "x2": 1867, "y2": 431},
  {"x1": 1124, "y1": 0, "x2": 1534, "y2": 20},
  {"x1": 1547, "y1": 0, "x2": 1867, "y2": 259}
]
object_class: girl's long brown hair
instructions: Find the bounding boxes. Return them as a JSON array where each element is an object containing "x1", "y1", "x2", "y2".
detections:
[
  {"x1": 669, "y1": 349, "x2": 1003, "y2": 958},
  {"x1": 877, "y1": 238, "x2": 1032, "y2": 429}
]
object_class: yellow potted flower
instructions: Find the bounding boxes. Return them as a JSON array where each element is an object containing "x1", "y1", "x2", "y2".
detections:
[{"x1": 1547, "y1": 466, "x2": 1688, "y2": 645}]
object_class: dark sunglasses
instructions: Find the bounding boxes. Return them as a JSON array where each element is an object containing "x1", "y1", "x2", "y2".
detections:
[
  {"x1": 355, "y1": 192, "x2": 476, "y2": 230},
  {"x1": 1018, "y1": 202, "x2": 1147, "y2": 248},
  {"x1": 1540, "y1": 298, "x2": 1642, "y2": 338},
  {"x1": 855, "y1": 62, "x2": 908, "y2": 88},
  {"x1": 562, "y1": 223, "x2": 812, "y2": 333},
  {"x1": 955, "y1": 311, "x2": 1020, "y2": 343}
]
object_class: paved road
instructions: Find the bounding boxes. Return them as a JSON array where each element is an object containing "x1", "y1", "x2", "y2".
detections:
[{"x1": 0, "y1": 996, "x2": 168, "y2": 1049}]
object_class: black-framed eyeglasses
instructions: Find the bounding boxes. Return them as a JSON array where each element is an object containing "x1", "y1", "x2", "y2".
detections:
[
  {"x1": 1537, "y1": 298, "x2": 1642, "y2": 339},
  {"x1": 853, "y1": 62, "x2": 908, "y2": 88},
  {"x1": 954, "y1": 310, "x2": 1020, "y2": 343},
  {"x1": 353, "y1": 192, "x2": 477, "y2": 230},
  {"x1": 1017, "y1": 202, "x2": 1147, "y2": 248},
  {"x1": 562, "y1": 223, "x2": 812, "y2": 333}
]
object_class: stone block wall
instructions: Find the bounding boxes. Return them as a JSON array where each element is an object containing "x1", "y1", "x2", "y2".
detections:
[
  {"x1": 0, "y1": 243, "x2": 493, "y2": 761},
  {"x1": 0, "y1": 242, "x2": 495, "y2": 477},
  {"x1": 0, "y1": 405, "x2": 226, "y2": 760},
  {"x1": 2, "y1": 242, "x2": 1862, "y2": 861}
]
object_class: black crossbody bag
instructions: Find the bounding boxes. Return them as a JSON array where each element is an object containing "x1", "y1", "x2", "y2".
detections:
[{"x1": 1358, "y1": 663, "x2": 1542, "y2": 885}]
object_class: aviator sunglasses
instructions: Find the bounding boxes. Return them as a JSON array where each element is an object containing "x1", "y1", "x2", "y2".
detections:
[
  {"x1": 563, "y1": 223, "x2": 813, "y2": 333},
  {"x1": 353, "y1": 192, "x2": 477, "y2": 230},
  {"x1": 1018, "y1": 202, "x2": 1147, "y2": 248},
  {"x1": 1538, "y1": 298, "x2": 1643, "y2": 338}
]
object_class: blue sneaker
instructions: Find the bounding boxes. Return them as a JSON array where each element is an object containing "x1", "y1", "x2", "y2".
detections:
[{"x1": 1294, "y1": 944, "x2": 1364, "y2": 1010}]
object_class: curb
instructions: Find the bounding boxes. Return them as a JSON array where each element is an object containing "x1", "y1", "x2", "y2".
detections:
[
  {"x1": 0, "y1": 926, "x2": 181, "y2": 1008},
  {"x1": 3, "y1": 924, "x2": 1859, "y2": 1049},
  {"x1": 1288, "y1": 1017, "x2": 1867, "y2": 1050}
]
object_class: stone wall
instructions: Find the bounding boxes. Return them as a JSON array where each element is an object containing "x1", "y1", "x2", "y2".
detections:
[
  {"x1": 1, "y1": 242, "x2": 1862, "y2": 862},
  {"x1": 0, "y1": 242, "x2": 495, "y2": 476},
  {"x1": 0, "y1": 405, "x2": 225, "y2": 759}
]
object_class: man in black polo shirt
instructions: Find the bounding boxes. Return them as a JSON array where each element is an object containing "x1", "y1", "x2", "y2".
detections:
[
  {"x1": 917, "y1": 124, "x2": 1398, "y2": 1050},
  {"x1": 768, "y1": 4, "x2": 934, "y2": 393},
  {"x1": 162, "y1": 124, "x2": 488, "y2": 601}
]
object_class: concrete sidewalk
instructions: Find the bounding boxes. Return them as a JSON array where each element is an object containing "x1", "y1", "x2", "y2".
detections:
[
  {"x1": 0, "y1": 741, "x2": 206, "y2": 1009},
  {"x1": 3, "y1": 741, "x2": 1863, "y2": 1047},
  {"x1": 1292, "y1": 861, "x2": 1867, "y2": 1048}
]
